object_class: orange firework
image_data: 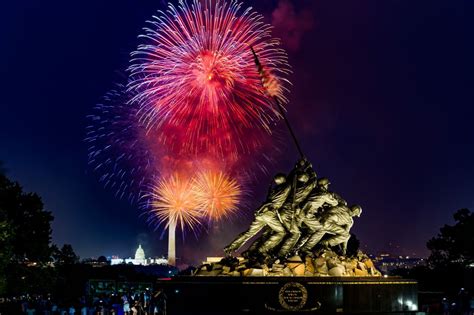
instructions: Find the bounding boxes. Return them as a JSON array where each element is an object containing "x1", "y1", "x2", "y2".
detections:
[
  {"x1": 149, "y1": 174, "x2": 203, "y2": 232},
  {"x1": 192, "y1": 171, "x2": 241, "y2": 221}
]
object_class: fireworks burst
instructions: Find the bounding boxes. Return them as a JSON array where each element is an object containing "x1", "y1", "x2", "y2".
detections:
[
  {"x1": 85, "y1": 84, "x2": 156, "y2": 203},
  {"x1": 87, "y1": 0, "x2": 292, "y2": 265},
  {"x1": 192, "y1": 170, "x2": 241, "y2": 221},
  {"x1": 148, "y1": 174, "x2": 203, "y2": 232},
  {"x1": 128, "y1": 0, "x2": 290, "y2": 157}
]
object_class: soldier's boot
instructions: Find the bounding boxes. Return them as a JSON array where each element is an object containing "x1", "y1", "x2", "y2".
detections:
[
  {"x1": 340, "y1": 242, "x2": 348, "y2": 256},
  {"x1": 277, "y1": 223, "x2": 302, "y2": 259},
  {"x1": 300, "y1": 248, "x2": 315, "y2": 258},
  {"x1": 319, "y1": 240, "x2": 332, "y2": 251},
  {"x1": 300, "y1": 230, "x2": 326, "y2": 254},
  {"x1": 292, "y1": 234, "x2": 311, "y2": 256}
]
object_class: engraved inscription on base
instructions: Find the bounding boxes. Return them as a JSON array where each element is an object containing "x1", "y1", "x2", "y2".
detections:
[{"x1": 278, "y1": 282, "x2": 308, "y2": 311}]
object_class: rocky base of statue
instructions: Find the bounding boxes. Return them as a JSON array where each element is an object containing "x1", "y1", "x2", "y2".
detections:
[{"x1": 194, "y1": 249, "x2": 382, "y2": 277}]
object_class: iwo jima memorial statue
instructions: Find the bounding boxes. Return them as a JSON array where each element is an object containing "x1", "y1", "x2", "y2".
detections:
[{"x1": 159, "y1": 50, "x2": 418, "y2": 314}]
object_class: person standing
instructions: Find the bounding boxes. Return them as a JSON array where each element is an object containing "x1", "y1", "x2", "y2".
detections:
[{"x1": 122, "y1": 294, "x2": 130, "y2": 315}]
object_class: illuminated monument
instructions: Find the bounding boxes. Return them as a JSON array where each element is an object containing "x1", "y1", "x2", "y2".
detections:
[
  {"x1": 133, "y1": 244, "x2": 146, "y2": 264},
  {"x1": 157, "y1": 53, "x2": 419, "y2": 315},
  {"x1": 160, "y1": 159, "x2": 419, "y2": 314},
  {"x1": 195, "y1": 158, "x2": 382, "y2": 277}
]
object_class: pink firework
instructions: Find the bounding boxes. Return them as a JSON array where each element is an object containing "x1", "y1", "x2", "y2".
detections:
[{"x1": 128, "y1": 0, "x2": 290, "y2": 157}]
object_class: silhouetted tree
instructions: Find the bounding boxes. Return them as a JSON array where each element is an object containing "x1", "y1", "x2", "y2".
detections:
[
  {"x1": 0, "y1": 174, "x2": 53, "y2": 263},
  {"x1": 0, "y1": 179, "x2": 12, "y2": 294},
  {"x1": 97, "y1": 255, "x2": 108, "y2": 264},
  {"x1": 389, "y1": 209, "x2": 474, "y2": 294},
  {"x1": 52, "y1": 244, "x2": 79, "y2": 265},
  {"x1": 427, "y1": 208, "x2": 474, "y2": 268},
  {"x1": 0, "y1": 172, "x2": 13, "y2": 294},
  {"x1": 0, "y1": 161, "x2": 5, "y2": 175},
  {"x1": 0, "y1": 171, "x2": 55, "y2": 295}
]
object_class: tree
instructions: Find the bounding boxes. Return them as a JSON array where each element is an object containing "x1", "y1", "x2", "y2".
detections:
[
  {"x1": 390, "y1": 209, "x2": 474, "y2": 295},
  {"x1": 0, "y1": 209, "x2": 13, "y2": 295},
  {"x1": 0, "y1": 161, "x2": 6, "y2": 175},
  {"x1": 52, "y1": 244, "x2": 79, "y2": 265},
  {"x1": 0, "y1": 172, "x2": 14, "y2": 294},
  {"x1": 97, "y1": 256, "x2": 108, "y2": 264},
  {"x1": 427, "y1": 208, "x2": 474, "y2": 268},
  {"x1": 0, "y1": 174, "x2": 54, "y2": 263},
  {"x1": 0, "y1": 170, "x2": 55, "y2": 295}
]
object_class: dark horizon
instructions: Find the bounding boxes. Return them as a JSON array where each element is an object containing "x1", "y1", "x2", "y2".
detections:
[{"x1": 1, "y1": 0, "x2": 473, "y2": 264}]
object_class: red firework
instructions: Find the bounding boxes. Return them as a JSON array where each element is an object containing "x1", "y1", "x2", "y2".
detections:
[{"x1": 128, "y1": 0, "x2": 290, "y2": 158}]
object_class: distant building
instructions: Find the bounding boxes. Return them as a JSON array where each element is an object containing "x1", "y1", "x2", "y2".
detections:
[
  {"x1": 373, "y1": 253, "x2": 426, "y2": 273},
  {"x1": 110, "y1": 244, "x2": 168, "y2": 266}
]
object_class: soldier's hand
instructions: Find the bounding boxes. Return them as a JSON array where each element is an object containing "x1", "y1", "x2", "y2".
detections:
[{"x1": 223, "y1": 245, "x2": 234, "y2": 256}]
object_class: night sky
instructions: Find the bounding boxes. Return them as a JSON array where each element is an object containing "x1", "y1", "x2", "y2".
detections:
[{"x1": 1, "y1": 0, "x2": 473, "y2": 265}]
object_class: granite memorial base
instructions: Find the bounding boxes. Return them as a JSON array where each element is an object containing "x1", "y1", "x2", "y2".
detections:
[{"x1": 158, "y1": 276, "x2": 418, "y2": 314}]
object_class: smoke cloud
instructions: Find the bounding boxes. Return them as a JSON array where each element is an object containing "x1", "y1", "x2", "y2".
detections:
[{"x1": 271, "y1": 0, "x2": 315, "y2": 52}]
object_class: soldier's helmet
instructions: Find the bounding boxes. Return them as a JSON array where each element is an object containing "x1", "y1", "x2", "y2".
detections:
[
  {"x1": 297, "y1": 173, "x2": 309, "y2": 183},
  {"x1": 273, "y1": 173, "x2": 286, "y2": 185},
  {"x1": 350, "y1": 205, "x2": 362, "y2": 217},
  {"x1": 295, "y1": 157, "x2": 312, "y2": 169},
  {"x1": 296, "y1": 158, "x2": 306, "y2": 166},
  {"x1": 317, "y1": 178, "x2": 331, "y2": 187}
]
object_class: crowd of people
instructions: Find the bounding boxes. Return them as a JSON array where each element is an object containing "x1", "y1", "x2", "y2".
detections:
[
  {"x1": 0, "y1": 289, "x2": 167, "y2": 315},
  {"x1": 418, "y1": 288, "x2": 474, "y2": 315},
  {"x1": 440, "y1": 289, "x2": 474, "y2": 315}
]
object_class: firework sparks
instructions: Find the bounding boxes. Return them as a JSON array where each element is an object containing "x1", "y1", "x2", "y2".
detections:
[
  {"x1": 148, "y1": 174, "x2": 204, "y2": 232},
  {"x1": 128, "y1": 0, "x2": 290, "y2": 157},
  {"x1": 192, "y1": 170, "x2": 241, "y2": 221},
  {"x1": 87, "y1": 1, "x2": 292, "y2": 265},
  {"x1": 85, "y1": 84, "x2": 157, "y2": 203}
]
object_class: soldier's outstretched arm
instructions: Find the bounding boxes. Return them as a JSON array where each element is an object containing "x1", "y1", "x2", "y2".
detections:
[{"x1": 254, "y1": 204, "x2": 269, "y2": 216}]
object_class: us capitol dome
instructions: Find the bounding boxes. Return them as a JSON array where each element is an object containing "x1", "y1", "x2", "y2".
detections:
[
  {"x1": 134, "y1": 244, "x2": 146, "y2": 261},
  {"x1": 110, "y1": 244, "x2": 168, "y2": 266}
]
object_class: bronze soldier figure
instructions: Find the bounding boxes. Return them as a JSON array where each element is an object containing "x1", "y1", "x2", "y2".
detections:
[
  {"x1": 276, "y1": 161, "x2": 317, "y2": 258},
  {"x1": 224, "y1": 173, "x2": 291, "y2": 255},
  {"x1": 292, "y1": 177, "x2": 339, "y2": 254},
  {"x1": 300, "y1": 204, "x2": 362, "y2": 256}
]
